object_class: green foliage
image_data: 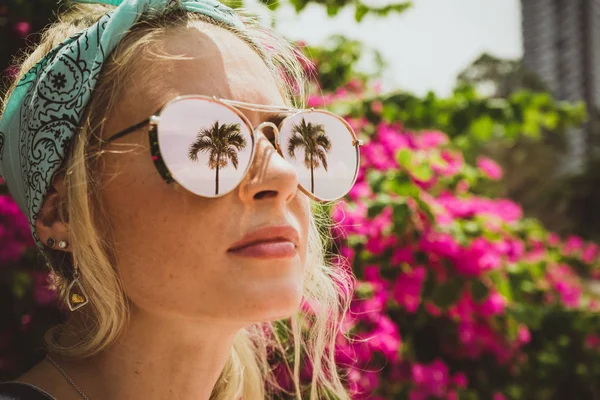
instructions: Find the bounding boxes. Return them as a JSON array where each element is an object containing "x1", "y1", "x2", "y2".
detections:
[
  {"x1": 303, "y1": 35, "x2": 385, "y2": 93},
  {"x1": 256, "y1": 0, "x2": 411, "y2": 21}
]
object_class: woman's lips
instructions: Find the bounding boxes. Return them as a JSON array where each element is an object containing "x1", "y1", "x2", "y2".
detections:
[
  {"x1": 227, "y1": 240, "x2": 297, "y2": 259},
  {"x1": 227, "y1": 225, "x2": 300, "y2": 259}
]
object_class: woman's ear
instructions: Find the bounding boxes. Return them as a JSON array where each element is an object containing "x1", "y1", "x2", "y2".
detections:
[{"x1": 35, "y1": 173, "x2": 71, "y2": 252}]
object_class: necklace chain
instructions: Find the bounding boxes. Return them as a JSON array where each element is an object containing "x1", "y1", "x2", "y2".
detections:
[{"x1": 46, "y1": 355, "x2": 90, "y2": 400}]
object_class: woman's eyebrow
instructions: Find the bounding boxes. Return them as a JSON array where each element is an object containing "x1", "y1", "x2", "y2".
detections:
[{"x1": 264, "y1": 113, "x2": 287, "y2": 127}]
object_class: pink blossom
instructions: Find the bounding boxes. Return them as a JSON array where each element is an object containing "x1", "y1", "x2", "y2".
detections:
[
  {"x1": 437, "y1": 150, "x2": 464, "y2": 177},
  {"x1": 493, "y1": 393, "x2": 507, "y2": 400},
  {"x1": 331, "y1": 201, "x2": 368, "y2": 238},
  {"x1": 547, "y1": 233, "x2": 561, "y2": 246},
  {"x1": 452, "y1": 372, "x2": 468, "y2": 389},
  {"x1": 455, "y1": 238, "x2": 502, "y2": 276},
  {"x1": 347, "y1": 368, "x2": 380, "y2": 399},
  {"x1": 425, "y1": 301, "x2": 443, "y2": 317},
  {"x1": 555, "y1": 281, "x2": 581, "y2": 308},
  {"x1": 307, "y1": 94, "x2": 331, "y2": 107},
  {"x1": 456, "y1": 179, "x2": 470, "y2": 194},
  {"x1": 411, "y1": 359, "x2": 449, "y2": 397},
  {"x1": 346, "y1": 78, "x2": 364, "y2": 93},
  {"x1": 585, "y1": 334, "x2": 600, "y2": 349},
  {"x1": 351, "y1": 267, "x2": 388, "y2": 321},
  {"x1": 348, "y1": 180, "x2": 372, "y2": 201},
  {"x1": 420, "y1": 231, "x2": 460, "y2": 259},
  {"x1": 447, "y1": 391, "x2": 459, "y2": 400},
  {"x1": 393, "y1": 266, "x2": 426, "y2": 313},
  {"x1": 505, "y1": 239, "x2": 525, "y2": 262},
  {"x1": 13, "y1": 21, "x2": 30, "y2": 38},
  {"x1": 365, "y1": 315, "x2": 402, "y2": 363},
  {"x1": 20, "y1": 314, "x2": 31, "y2": 327},
  {"x1": 362, "y1": 142, "x2": 397, "y2": 171},
  {"x1": 346, "y1": 117, "x2": 368, "y2": 133},
  {"x1": 392, "y1": 247, "x2": 415, "y2": 265},
  {"x1": 451, "y1": 293, "x2": 476, "y2": 323},
  {"x1": 582, "y1": 243, "x2": 599, "y2": 263},
  {"x1": 4, "y1": 65, "x2": 20, "y2": 81},
  {"x1": 517, "y1": 325, "x2": 531, "y2": 345},
  {"x1": 370, "y1": 101, "x2": 383, "y2": 114},
  {"x1": 564, "y1": 235, "x2": 584, "y2": 254},
  {"x1": 415, "y1": 131, "x2": 449, "y2": 149},
  {"x1": 478, "y1": 291, "x2": 506, "y2": 317},
  {"x1": 476, "y1": 156, "x2": 503, "y2": 180},
  {"x1": 31, "y1": 271, "x2": 57, "y2": 306},
  {"x1": 376, "y1": 123, "x2": 412, "y2": 156},
  {"x1": 365, "y1": 235, "x2": 397, "y2": 255},
  {"x1": 372, "y1": 80, "x2": 383, "y2": 94},
  {"x1": 272, "y1": 361, "x2": 293, "y2": 392}
]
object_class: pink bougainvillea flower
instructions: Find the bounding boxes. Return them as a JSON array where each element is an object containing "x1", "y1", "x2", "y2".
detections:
[
  {"x1": 348, "y1": 180, "x2": 372, "y2": 201},
  {"x1": 391, "y1": 247, "x2": 415, "y2": 266},
  {"x1": 477, "y1": 290, "x2": 507, "y2": 317},
  {"x1": 411, "y1": 359, "x2": 450, "y2": 398},
  {"x1": 376, "y1": 123, "x2": 412, "y2": 157},
  {"x1": 547, "y1": 232, "x2": 561, "y2": 246},
  {"x1": 564, "y1": 235, "x2": 584, "y2": 255},
  {"x1": 455, "y1": 237, "x2": 501, "y2": 277},
  {"x1": 582, "y1": 243, "x2": 599, "y2": 263},
  {"x1": 31, "y1": 271, "x2": 57, "y2": 306},
  {"x1": 370, "y1": 100, "x2": 383, "y2": 114},
  {"x1": 393, "y1": 266, "x2": 426, "y2": 313},
  {"x1": 415, "y1": 131, "x2": 449, "y2": 149},
  {"x1": 518, "y1": 324, "x2": 531, "y2": 345},
  {"x1": 555, "y1": 281, "x2": 582, "y2": 308},
  {"x1": 419, "y1": 231, "x2": 460, "y2": 259},
  {"x1": 476, "y1": 156, "x2": 503, "y2": 180},
  {"x1": 452, "y1": 371, "x2": 468, "y2": 389},
  {"x1": 365, "y1": 315, "x2": 402, "y2": 364},
  {"x1": 13, "y1": 21, "x2": 31, "y2": 37},
  {"x1": 585, "y1": 334, "x2": 600, "y2": 350}
]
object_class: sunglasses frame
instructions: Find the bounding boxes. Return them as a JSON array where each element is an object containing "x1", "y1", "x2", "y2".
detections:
[{"x1": 99, "y1": 94, "x2": 363, "y2": 202}]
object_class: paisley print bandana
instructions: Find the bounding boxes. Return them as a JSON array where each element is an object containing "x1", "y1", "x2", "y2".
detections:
[{"x1": 0, "y1": 0, "x2": 245, "y2": 248}]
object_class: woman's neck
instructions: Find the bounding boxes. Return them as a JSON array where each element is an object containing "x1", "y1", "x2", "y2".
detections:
[{"x1": 50, "y1": 306, "x2": 241, "y2": 400}]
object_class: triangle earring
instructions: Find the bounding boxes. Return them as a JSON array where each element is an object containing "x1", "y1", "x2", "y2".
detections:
[{"x1": 67, "y1": 268, "x2": 89, "y2": 311}]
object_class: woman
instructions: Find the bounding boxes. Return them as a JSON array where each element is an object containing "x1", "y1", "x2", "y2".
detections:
[{"x1": 0, "y1": 0, "x2": 362, "y2": 399}]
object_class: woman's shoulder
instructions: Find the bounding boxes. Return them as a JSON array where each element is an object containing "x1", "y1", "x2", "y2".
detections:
[{"x1": 0, "y1": 381, "x2": 56, "y2": 400}]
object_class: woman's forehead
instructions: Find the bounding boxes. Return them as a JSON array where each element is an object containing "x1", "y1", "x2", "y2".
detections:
[{"x1": 121, "y1": 25, "x2": 285, "y2": 121}]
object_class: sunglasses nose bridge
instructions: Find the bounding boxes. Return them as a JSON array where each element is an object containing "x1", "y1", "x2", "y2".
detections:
[{"x1": 254, "y1": 121, "x2": 280, "y2": 147}]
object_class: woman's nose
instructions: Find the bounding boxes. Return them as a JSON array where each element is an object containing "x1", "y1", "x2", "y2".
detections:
[{"x1": 237, "y1": 124, "x2": 299, "y2": 205}]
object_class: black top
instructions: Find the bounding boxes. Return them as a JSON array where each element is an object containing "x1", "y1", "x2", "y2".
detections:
[{"x1": 0, "y1": 382, "x2": 56, "y2": 400}]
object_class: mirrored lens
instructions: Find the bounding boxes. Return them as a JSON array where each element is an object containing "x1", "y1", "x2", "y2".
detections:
[
  {"x1": 279, "y1": 111, "x2": 359, "y2": 201},
  {"x1": 157, "y1": 98, "x2": 254, "y2": 197}
]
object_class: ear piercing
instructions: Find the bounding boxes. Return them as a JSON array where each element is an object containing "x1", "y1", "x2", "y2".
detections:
[{"x1": 47, "y1": 237, "x2": 68, "y2": 249}]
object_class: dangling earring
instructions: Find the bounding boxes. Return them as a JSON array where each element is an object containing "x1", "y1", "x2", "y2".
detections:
[
  {"x1": 46, "y1": 237, "x2": 88, "y2": 311},
  {"x1": 67, "y1": 267, "x2": 89, "y2": 311}
]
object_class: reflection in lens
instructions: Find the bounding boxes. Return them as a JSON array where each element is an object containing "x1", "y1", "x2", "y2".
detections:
[
  {"x1": 157, "y1": 98, "x2": 253, "y2": 198},
  {"x1": 280, "y1": 111, "x2": 358, "y2": 201},
  {"x1": 286, "y1": 118, "x2": 331, "y2": 194},
  {"x1": 188, "y1": 121, "x2": 247, "y2": 195}
]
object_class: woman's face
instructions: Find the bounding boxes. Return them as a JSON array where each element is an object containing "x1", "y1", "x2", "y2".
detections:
[{"x1": 98, "y1": 24, "x2": 310, "y2": 326}]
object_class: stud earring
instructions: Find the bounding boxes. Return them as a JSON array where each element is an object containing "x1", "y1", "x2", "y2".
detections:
[
  {"x1": 47, "y1": 237, "x2": 56, "y2": 248},
  {"x1": 58, "y1": 240, "x2": 68, "y2": 249}
]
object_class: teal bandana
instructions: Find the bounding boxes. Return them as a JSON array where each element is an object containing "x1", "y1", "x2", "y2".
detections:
[{"x1": 0, "y1": 0, "x2": 245, "y2": 248}]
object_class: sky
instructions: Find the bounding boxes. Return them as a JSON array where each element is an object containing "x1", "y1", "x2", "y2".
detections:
[{"x1": 249, "y1": 0, "x2": 524, "y2": 97}]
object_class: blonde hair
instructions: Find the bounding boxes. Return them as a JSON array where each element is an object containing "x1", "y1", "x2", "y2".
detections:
[{"x1": 1, "y1": 4, "x2": 354, "y2": 399}]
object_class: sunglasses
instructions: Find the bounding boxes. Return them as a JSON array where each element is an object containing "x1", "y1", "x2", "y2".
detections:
[{"x1": 99, "y1": 95, "x2": 363, "y2": 202}]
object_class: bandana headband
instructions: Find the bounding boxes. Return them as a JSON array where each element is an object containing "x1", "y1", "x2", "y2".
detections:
[{"x1": 0, "y1": 0, "x2": 245, "y2": 248}]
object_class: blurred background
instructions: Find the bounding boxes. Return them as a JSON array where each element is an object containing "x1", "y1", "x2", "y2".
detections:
[{"x1": 1, "y1": 0, "x2": 600, "y2": 399}]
